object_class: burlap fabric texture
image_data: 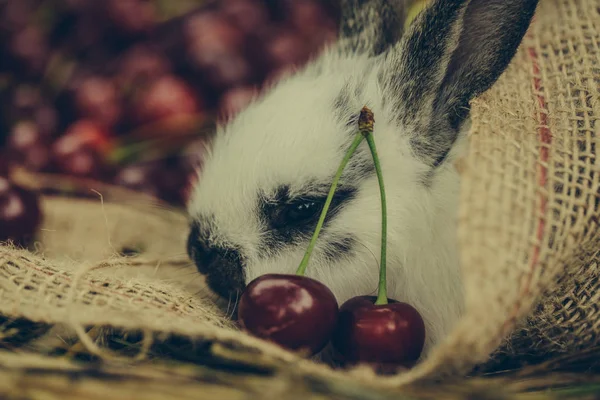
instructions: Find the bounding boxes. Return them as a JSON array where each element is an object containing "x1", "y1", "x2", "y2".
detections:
[{"x1": 0, "y1": 0, "x2": 599, "y2": 393}]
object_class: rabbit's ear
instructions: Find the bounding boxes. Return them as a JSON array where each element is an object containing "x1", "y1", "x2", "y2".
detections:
[
  {"x1": 337, "y1": 0, "x2": 411, "y2": 56},
  {"x1": 382, "y1": 0, "x2": 539, "y2": 167}
]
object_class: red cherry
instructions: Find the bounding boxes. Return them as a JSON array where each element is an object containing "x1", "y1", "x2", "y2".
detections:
[
  {"x1": 131, "y1": 74, "x2": 203, "y2": 126},
  {"x1": 6, "y1": 121, "x2": 54, "y2": 172},
  {"x1": 0, "y1": 177, "x2": 42, "y2": 247},
  {"x1": 52, "y1": 120, "x2": 113, "y2": 180},
  {"x1": 9, "y1": 25, "x2": 49, "y2": 75},
  {"x1": 105, "y1": 0, "x2": 156, "y2": 35},
  {"x1": 183, "y1": 11, "x2": 253, "y2": 86},
  {"x1": 238, "y1": 274, "x2": 339, "y2": 355},
  {"x1": 184, "y1": 13, "x2": 251, "y2": 88},
  {"x1": 220, "y1": 0, "x2": 269, "y2": 33},
  {"x1": 117, "y1": 44, "x2": 171, "y2": 87},
  {"x1": 184, "y1": 12, "x2": 244, "y2": 54},
  {"x1": 263, "y1": 28, "x2": 310, "y2": 69},
  {"x1": 331, "y1": 296, "x2": 425, "y2": 368},
  {"x1": 1, "y1": 0, "x2": 37, "y2": 31},
  {"x1": 286, "y1": 0, "x2": 338, "y2": 39},
  {"x1": 74, "y1": 76, "x2": 122, "y2": 129}
]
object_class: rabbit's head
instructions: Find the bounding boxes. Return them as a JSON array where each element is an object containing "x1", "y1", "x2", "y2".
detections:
[{"x1": 187, "y1": 0, "x2": 538, "y2": 352}]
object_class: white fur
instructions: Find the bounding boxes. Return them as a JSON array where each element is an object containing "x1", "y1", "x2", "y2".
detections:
[{"x1": 188, "y1": 45, "x2": 467, "y2": 356}]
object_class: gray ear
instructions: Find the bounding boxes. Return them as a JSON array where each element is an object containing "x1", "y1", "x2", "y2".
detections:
[
  {"x1": 381, "y1": 0, "x2": 539, "y2": 167},
  {"x1": 337, "y1": 0, "x2": 411, "y2": 57}
]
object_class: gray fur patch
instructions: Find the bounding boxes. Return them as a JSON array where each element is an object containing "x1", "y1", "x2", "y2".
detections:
[{"x1": 337, "y1": 0, "x2": 409, "y2": 57}]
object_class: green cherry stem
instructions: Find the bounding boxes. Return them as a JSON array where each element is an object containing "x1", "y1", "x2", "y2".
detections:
[
  {"x1": 296, "y1": 131, "x2": 365, "y2": 276},
  {"x1": 366, "y1": 132, "x2": 388, "y2": 306},
  {"x1": 356, "y1": 106, "x2": 388, "y2": 306}
]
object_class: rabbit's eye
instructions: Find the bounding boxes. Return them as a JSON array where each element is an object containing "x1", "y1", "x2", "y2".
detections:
[
  {"x1": 286, "y1": 201, "x2": 321, "y2": 223},
  {"x1": 270, "y1": 198, "x2": 325, "y2": 229},
  {"x1": 271, "y1": 199, "x2": 324, "y2": 229},
  {"x1": 261, "y1": 184, "x2": 358, "y2": 237}
]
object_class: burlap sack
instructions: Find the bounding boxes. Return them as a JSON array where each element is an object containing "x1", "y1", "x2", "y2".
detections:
[{"x1": 0, "y1": 0, "x2": 598, "y2": 394}]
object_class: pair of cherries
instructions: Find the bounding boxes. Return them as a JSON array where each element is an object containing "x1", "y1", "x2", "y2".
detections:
[{"x1": 237, "y1": 107, "x2": 425, "y2": 368}]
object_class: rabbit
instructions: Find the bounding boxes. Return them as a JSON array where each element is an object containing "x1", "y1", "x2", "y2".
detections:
[{"x1": 186, "y1": 0, "x2": 539, "y2": 357}]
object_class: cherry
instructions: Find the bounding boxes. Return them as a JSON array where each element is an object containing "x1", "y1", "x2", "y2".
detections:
[
  {"x1": 1, "y1": 0, "x2": 37, "y2": 32},
  {"x1": 105, "y1": 0, "x2": 156, "y2": 36},
  {"x1": 220, "y1": 0, "x2": 269, "y2": 34},
  {"x1": 201, "y1": 51, "x2": 252, "y2": 89},
  {"x1": 263, "y1": 28, "x2": 310, "y2": 69},
  {"x1": 331, "y1": 296, "x2": 425, "y2": 367},
  {"x1": 73, "y1": 75, "x2": 122, "y2": 129},
  {"x1": 131, "y1": 74, "x2": 203, "y2": 126},
  {"x1": 184, "y1": 13, "x2": 251, "y2": 88},
  {"x1": 285, "y1": 0, "x2": 338, "y2": 50},
  {"x1": 52, "y1": 120, "x2": 113, "y2": 180},
  {"x1": 6, "y1": 121, "x2": 54, "y2": 172},
  {"x1": 0, "y1": 177, "x2": 42, "y2": 247},
  {"x1": 184, "y1": 12, "x2": 244, "y2": 55},
  {"x1": 9, "y1": 25, "x2": 49, "y2": 75},
  {"x1": 117, "y1": 44, "x2": 171, "y2": 87},
  {"x1": 238, "y1": 274, "x2": 338, "y2": 355}
]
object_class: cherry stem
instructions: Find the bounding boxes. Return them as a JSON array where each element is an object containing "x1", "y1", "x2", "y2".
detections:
[
  {"x1": 365, "y1": 133, "x2": 388, "y2": 306},
  {"x1": 354, "y1": 106, "x2": 388, "y2": 305},
  {"x1": 296, "y1": 132, "x2": 365, "y2": 276}
]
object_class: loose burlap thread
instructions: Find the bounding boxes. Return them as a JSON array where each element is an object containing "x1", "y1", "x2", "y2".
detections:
[{"x1": 0, "y1": 0, "x2": 599, "y2": 391}]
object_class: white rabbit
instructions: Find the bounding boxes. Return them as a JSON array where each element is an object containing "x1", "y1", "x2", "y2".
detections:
[{"x1": 186, "y1": 0, "x2": 539, "y2": 356}]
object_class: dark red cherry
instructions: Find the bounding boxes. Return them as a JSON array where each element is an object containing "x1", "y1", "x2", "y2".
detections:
[
  {"x1": 105, "y1": 0, "x2": 156, "y2": 35},
  {"x1": 73, "y1": 76, "x2": 122, "y2": 129},
  {"x1": 331, "y1": 296, "x2": 425, "y2": 368},
  {"x1": 52, "y1": 120, "x2": 113, "y2": 180},
  {"x1": 131, "y1": 74, "x2": 203, "y2": 126},
  {"x1": 0, "y1": 177, "x2": 42, "y2": 247},
  {"x1": 238, "y1": 274, "x2": 338, "y2": 355},
  {"x1": 6, "y1": 121, "x2": 54, "y2": 172}
]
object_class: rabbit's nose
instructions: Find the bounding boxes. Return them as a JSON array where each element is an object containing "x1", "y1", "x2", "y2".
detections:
[
  {"x1": 188, "y1": 236, "x2": 246, "y2": 299},
  {"x1": 188, "y1": 238, "x2": 217, "y2": 274}
]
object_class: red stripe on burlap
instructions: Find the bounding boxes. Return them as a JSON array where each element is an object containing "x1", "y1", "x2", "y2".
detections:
[{"x1": 500, "y1": 21, "x2": 553, "y2": 337}]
